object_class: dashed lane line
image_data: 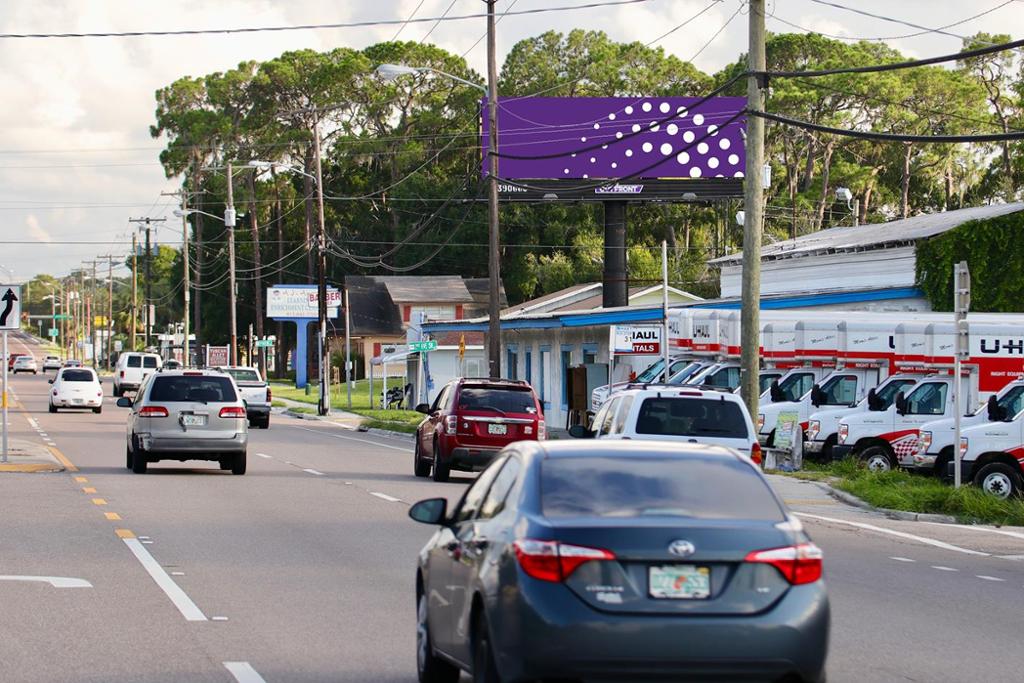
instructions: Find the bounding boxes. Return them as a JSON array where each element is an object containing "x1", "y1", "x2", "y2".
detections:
[
  {"x1": 932, "y1": 566, "x2": 958, "y2": 572},
  {"x1": 370, "y1": 491, "x2": 402, "y2": 503},
  {"x1": 117, "y1": 529, "x2": 207, "y2": 622},
  {"x1": 976, "y1": 575, "x2": 1006, "y2": 582},
  {"x1": 794, "y1": 512, "x2": 990, "y2": 557},
  {"x1": 224, "y1": 662, "x2": 266, "y2": 682},
  {"x1": 303, "y1": 468, "x2": 325, "y2": 476},
  {"x1": 890, "y1": 557, "x2": 915, "y2": 563}
]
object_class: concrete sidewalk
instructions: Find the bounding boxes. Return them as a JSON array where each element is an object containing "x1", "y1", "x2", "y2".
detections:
[{"x1": 0, "y1": 438, "x2": 66, "y2": 473}]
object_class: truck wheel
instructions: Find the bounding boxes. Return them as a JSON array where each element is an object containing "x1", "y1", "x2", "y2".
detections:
[
  {"x1": 974, "y1": 462, "x2": 1022, "y2": 499},
  {"x1": 232, "y1": 452, "x2": 247, "y2": 475},
  {"x1": 862, "y1": 446, "x2": 894, "y2": 472},
  {"x1": 413, "y1": 440, "x2": 431, "y2": 478},
  {"x1": 261, "y1": 416, "x2": 270, "y2": 429},
  {"x1": 431, "y1": 440, "x2": 450, "y2": 483}
]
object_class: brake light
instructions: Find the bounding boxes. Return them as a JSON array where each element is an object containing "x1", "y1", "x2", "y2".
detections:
[
  {"x1": 219, "y1": 406, "x2": 246, "y2": 418},
  {"x1": 184, "y1": 372, "x2": 203, "y2": 376},
  {"x1": 444, "y1": 415, "x2": 457, "y2": 435},
  {"x1": 838, "y1": 423, "x2": 849, "y2": 444},
  {"x1": 538, "y1": 420, "x2": 546, "y2": 440},
  {"x1": 266, "y1": 387, "x2": 272, "y2": 402},
  {"x1": 745, "y1": 543, "x2": 823, "y2": 585},
  {"x1": 513, "y1": 539, "x2": 615, "y2": 582},
  {"x1": 751, "y1": 441, "x2": 763, "y2": 465},
  {"x1": 139, "y1": 406, "x2": 168, "y2": 418},
  {"x1": 120, "y1": 370, "x2": 125, "y2": 378}
]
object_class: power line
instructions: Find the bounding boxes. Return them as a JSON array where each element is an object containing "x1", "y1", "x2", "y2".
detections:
[
  {"x1": 420, "y1": 0, "x2": 458, "y2": 44},
  {"x1": 807, "y1": 0, "x2": 969, "y2": 41},
  {"x1": 686, "y1": 1, "x2": 743, "y2": 64},
  {"x1": 0, "y1": 0, "x2": 658, "y2": 39},
  {"x1": 753, "y1": 109, "x2": 1024, "y2": 143}
]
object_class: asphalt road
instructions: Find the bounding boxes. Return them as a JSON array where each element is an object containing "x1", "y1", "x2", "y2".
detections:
[{"x1": 1, "y1": 331, "x2": 1023, "y2": 682}]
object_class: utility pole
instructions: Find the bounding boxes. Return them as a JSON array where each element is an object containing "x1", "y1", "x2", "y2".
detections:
[
  {"x1": 740, "y1": 0, "x2": 766, "y2": 419},
  {"x1": 486, "y1": 0, "x2": 501, "y2": 379},
  {"x1": 79, "y1": 268, "x2": 86, "y2": 362},
  {"x1": 345, "y1": 287, "x2": 352, "y2": 410},
  {"x1": 93, "y1": 255, "x2": 118, "y2": 370},
  {"x1": 313, "y1": 132, "x2": 330, "y2": 415},
  {"x1": 131, "y1": 233, "x2": 138, "y2": 351},
  {"x1": 163, "y1": 188, "x2": 193, "y2": 367},
  {"x1": 83, "y1": 259, "x2": 102, "y2": 369},
  {"x1": 129, "y1": 217, "x2": 166, "y2": 351},
  {"x1": 225, "y1": 162, "x2": 238, "y2": 366}
]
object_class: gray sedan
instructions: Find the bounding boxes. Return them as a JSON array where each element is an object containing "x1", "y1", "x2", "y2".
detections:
[
  {"x1": 117, "y1": 369, "x2": 248, "y2": 474},
  {"x1": 409, "y1": 441, "x2": 829, "y2": 683}
]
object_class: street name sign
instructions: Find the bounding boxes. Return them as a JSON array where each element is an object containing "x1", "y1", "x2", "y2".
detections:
[{"x1": 410, "y1": 340, "x2": 437, "y2": 353}]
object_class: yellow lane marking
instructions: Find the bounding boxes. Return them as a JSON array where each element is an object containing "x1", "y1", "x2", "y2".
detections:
[
  {"x1": 104, "y1": 512, "x2": 122, "y2": 521},
  {"x1": 0, "y1": 463, "x2": 62, "y2": 473},
  {"x1": 115, "y1": 529, "x2": 135, "y2": 539},
  {"x1": 82, "y1": 487, "x2": 97, "y2": 494},
  {"x1": 91, "y1": 498, "x2": 107, "y2": 506},
  {"x1": 49, "y1": 446, "x2": 78, "y2": 472},
  {"x1": 75, "y1": 476, "x2": 88, "y2": 483}
]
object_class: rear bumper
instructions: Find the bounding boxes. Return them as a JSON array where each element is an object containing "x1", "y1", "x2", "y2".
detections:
[
  {"x1": 830, "y1": 444, "x2": 855, "y2": 461},
  {"x1": 53, "y1": 398, "x2": 102, "y2": 408},
  {"x1": 137, "y1": 432, "x2": 247, "y2": 457},
  {"x1": 447, "y1": 446, "x2": 502, "y2": 471},
  {"x1": 804, "y1": 439, "x2": 825, "y2": 454},
  {"x1": 246, "y1": 404, "x2": 271, "y2": 419},
  {"x1": 495, "y1": 580, "x2": 829, "y2": 683}
]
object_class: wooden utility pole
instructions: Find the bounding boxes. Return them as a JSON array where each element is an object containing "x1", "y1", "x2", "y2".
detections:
[
  {"x1": 740, "y1": 0, "x2": 766, "y2": 418},
  {"x1": 131, "y1": 233, "x2": 138, "y2": 351},
  {"x1": 129, "y1": 217, "x2": 166, "y2": 351},
  {"x1": 486, "y1": 0, "x2": 501, "y2": 378},
  {"x1": 226, "y1": 162, "x2": 238, "y2": 366}
]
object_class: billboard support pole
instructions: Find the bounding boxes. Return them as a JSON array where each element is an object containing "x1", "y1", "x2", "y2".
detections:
[
  {"x1": 603, "y1": 201, "x2": 628, "y2": 308},
  {"x1": 662, "y1": 240, "x2": 671, "y2": 378}
]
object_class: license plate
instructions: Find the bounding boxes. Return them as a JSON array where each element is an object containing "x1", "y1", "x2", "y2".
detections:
[
  {"x1": 649, "y1": 565, "x2": 710, "y2": 599},
  {"x1": 72, "y1": 399, "x2": 83, "y2": 404},
  {"x1": 487, "y1": 423, "x2": 507, "y2": 435},
  {"x1": 182, "y1": 414, "x2": 206, "y2": 427}
]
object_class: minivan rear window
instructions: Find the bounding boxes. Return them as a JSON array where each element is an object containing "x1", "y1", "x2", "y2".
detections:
[
  {"x1": 634, "y1": 397, "x2": 749, "y2": 439},
  {"x1": 457, "y1": 386, "x2": 537, "y2": 414},
  {"x1": 143, "y1": 357, "x2": 158, "y2": 368},
  {"x1": 127, "y1": 356, "x2": 141, "y2": 368},
  {"x1": 149, "y1": 376, "x2": 237, "y2": 403},
  {"x1": 541, "y1": 456, "x2": 784, "y2": 521}
]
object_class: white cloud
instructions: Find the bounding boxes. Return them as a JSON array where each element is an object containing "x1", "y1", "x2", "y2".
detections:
[{"x1": 26, "y1": 215, "x2": 52, "y2": 243}]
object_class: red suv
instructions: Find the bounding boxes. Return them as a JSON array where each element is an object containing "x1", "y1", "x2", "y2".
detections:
[{"x1": 414, "y1": 378, "x2": 545, "y2": 482}]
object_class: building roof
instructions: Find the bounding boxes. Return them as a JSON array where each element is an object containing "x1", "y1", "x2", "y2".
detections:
[
  {"x1": 345, "y1": 276, "x2": 405, "y2": 336},
  {"x1": 503, "y1": 282, "x2": 701, "y2": 317},
  {"x1": 710, "y1": 203, "x2": 1024, "y2": 266},
  {"x1": 464, "y1": 278, "x2": 508, "y2": 308},
  {"x1": 379, "y1": 275, "x2": 474, "y2": 304}
]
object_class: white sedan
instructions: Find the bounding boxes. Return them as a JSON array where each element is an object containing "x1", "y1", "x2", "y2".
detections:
[
  {"x1": 49, "y1": 367, "x2": 103, "y2": 414},
  {"x1": 13, "y1": 356, "x2": 38, "y2": 374}
]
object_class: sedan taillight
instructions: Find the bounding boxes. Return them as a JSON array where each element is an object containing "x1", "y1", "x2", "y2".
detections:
[
  {"x1": 513, "y1": 539, "x2": 615, "y2": 582},
  {"x1": 745, "y1": 543, "x2": 823, "y2": 585},
  {"x1": 219, "y1": 406, "x2": 246, "y2": 418},
  {"x1": 139, "y1": 406, "x2": 168, "y2": 418}
]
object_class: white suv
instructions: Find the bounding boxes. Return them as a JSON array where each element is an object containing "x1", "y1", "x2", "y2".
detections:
[
  {"x1": 113, "y1": 352, "x2": 162, "y2": 397},
  {"x1": 570, "y1": 387, "x2": 761, "y2": 463}
]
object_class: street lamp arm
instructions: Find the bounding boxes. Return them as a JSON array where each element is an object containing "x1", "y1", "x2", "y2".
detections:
[
  {"x1": 249, "y1": 160, "x2": 317, "y2": 183},
  {"x1": 175, "y1": 208, "x2": 226, "y2": 223},
  {"x1": 375, "y1": 63, "x2": 486, "y2": 94}
]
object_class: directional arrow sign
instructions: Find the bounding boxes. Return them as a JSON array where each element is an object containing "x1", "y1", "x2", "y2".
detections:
[{"x1": 0, "y1": 286, "x2": 20, "y2": 330}]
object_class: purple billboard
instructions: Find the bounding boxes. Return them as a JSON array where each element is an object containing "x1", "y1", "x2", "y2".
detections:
[{"x1": 482, "y1": 96, "x2": 746, "y2": 182}]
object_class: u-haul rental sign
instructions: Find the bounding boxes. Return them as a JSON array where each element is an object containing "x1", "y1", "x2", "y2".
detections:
[{"x1": 613, "y1": 325, "x2": 662, "y2": 355}]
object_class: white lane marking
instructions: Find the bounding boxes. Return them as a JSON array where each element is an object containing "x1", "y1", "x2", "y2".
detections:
[
  {"x1": 0, "y1": 575, "x2": 92, "y2": 588},
  {"x1": 288, "y1": 424, "x2": 411, "y2": 453},
  {"x1": 920, "y1": 521, "x2": 1024, "y2": 541},
  {"x1": 977, "y1": 575, "x2": 1005, "y2": 582},
  {"x1": 890, "y1": 557, "x2": 915, "y2": 563},
  {"x1": 303, "y1": 468, "x2": 325, "y2": 476},
  {"x1": 256, "y1": 453, "x2": 273, "y2": 459},
  {"x1": 932, "y1": 566, "x2": 957, "y2": 572},
  {"x1": 223, "y1": 662, "x2": 266, "y2": 683},
  {"x1": 794, "y1": 512, "x2": 991, "y2": 556},
  {"x1": 370, "y1": 492, "x2": 402, "y2": 503},
  {"x1": 121, "y1": 538, "x2": 207, "y2": 621},
  {"x1": 212, "y1": 616, "x2": 229, "y2": 621},
  {"x1": 170, "y1": 572, "x2": 185, "y2": 576}
]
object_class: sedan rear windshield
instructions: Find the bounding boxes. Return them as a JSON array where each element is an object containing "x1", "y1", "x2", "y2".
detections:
[
  {"x1": 149, "y1": 376, "x2": 237, "y2": 403},
  {"x1": 223, "y1": 368, "x2": 260, "y2": 382},
  {"x1": 457, "y1": 386, "x2": 537, "y2": 414},
  {"x1": 635, "y1": 397, "x2": 749, "y2": 439},
  {"x1": 61, "y1": 370, "x2": 95, "y2": 382},
  {"x1": 542, "y1": 456, "x2": 784, "y2": 521}
]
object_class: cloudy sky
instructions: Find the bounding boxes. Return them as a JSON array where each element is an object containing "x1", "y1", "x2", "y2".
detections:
[{"x1": 0, "y1": 0, "x2": 1020, "y2": 281}]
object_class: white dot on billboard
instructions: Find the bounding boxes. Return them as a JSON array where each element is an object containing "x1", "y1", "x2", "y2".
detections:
[
  {"x1": 659, "y1": 102, "x2": 670, "y2": 113},
  {"x1": 719, "y1": 138, "x2": 731, "y2": 150},
  {"x1": 667, "y1": 123, "x2": 678, "y2": 135},
  {"x1": 632, "y1": 124, "x2": 641, "y2": 133},
  {"x1": 625, "y1": 106, "x2": 634, "y2": 114},
  {"x1": 677, "y1": 106, "x2": 688, "y2": 117},
  {"x1": 697, "y1": 142, "x2": 709, "y2": 154},
  {"x1": 608, "y1": 113, "x2": 616, "y2": 120},
  {"x1": 689, "y1": 167, "x2": 702, "y2": 178},
  {"x1": 734, "y1": 171, "x2": 744, "y2": 178},
  {"x1": 693, "y1": 114, "x2": 705, "y2": 125},
  {"x1": 660, "y1": 143, "x2": 672, "y2": 155},
  {"x1": 611, "y1": 162, "x2": 618, "y2": 169},
  {"x1": 649, "y1": 122, "x2": 660, "y2": 132},
  {"x1": 626, "y1": 149, "x2": 633, "y2": 157},
  {"x1": 616, "y1": 132, "x2": 623, "y2": 139},
  {"x1": 676, "y1": 151, "x2": 689, "y2": 164},
  {"x1": 642, "y1": 102, "x2": 652, "y2": 112},
  {"x1": 642, "y1": 142, "x2": 653, "y2": 153},
  {"x1": 708, "y1": 157, "x2": 720, "y2": 169},
  {"x1": 708, "y1": 125, "x2": 718, "y2": 136},
  {"x1": 602, "y1": 144, "x2": 608, "y2": 149},
  {"x1": 581, "y1": 136, "x2": 587, "y2": 142},
  {"x1": 683, "y1": 131, "x2": 695, "y2": 143},
  {"x1": 728, "y1": 153, "x2": 740, "y2": 165},
  {"x1": 564, "y1": 168, "x2": 569, "y2": 174},
  {"x1": 583, "y1": 174, "x2": 589, "y2": 178},
  {"x1": 594, "y1": 123, "x2": 601, "y2": 129}
]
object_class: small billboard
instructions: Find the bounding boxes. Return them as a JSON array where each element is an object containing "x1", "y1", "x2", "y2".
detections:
[
  {"x1": 613, "y1": 325, "x2": 663, "y2": 355},
  {"x1": 267, "y1": 285, "x2": 341, "y2": 319}
]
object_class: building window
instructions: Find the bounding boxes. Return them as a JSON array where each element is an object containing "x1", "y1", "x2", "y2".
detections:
[
  {"x1": 582, "y1": 343, "x2": 598, "y2": 365},
  {"x1": 561, "y1": 345, "x2": 573, "y2": 409}
]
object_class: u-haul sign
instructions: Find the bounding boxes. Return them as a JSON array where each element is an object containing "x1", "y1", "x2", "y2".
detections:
[{"x1": 613, "y1": 325, "x2": 662, "y2": 355}]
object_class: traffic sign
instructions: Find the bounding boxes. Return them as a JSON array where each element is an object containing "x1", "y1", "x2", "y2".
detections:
[
  {"x1": 255, "y1": 339, "x2": 274, "y2": 348},
  {"x1": 53, "y1": 314, "x2": 70, "y2": 321},
  {"x1": 0, "y1": 285, "x2": 20, "y2": 330},
  {"x1": 410, "y1": 340, "x2": 437, "y2": 353},
  {"x1": 47, "y1": 328, "x2": 58, "y2": 337}
]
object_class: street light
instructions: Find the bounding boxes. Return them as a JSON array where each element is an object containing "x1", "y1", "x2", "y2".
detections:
[
  {"x1": 835, "y1": 187, "x2": 859, "y2": 227},
  {"x1": 375, "y1": 59, "x2": 503, "y2": 379},
  {"x1": 250, "y1": 156, "x2": 331, "y2": 415}
]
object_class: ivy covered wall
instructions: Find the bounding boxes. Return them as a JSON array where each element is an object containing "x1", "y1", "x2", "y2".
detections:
[{"x1": 915, "y1": 212, "x2": 1024, "y2": 312}]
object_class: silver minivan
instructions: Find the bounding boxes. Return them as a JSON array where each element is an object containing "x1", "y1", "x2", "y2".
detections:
[{"x1": 117, "y1": 369, "x2": 248, "y2": 474}]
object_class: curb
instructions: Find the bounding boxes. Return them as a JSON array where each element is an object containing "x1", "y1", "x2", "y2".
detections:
[
  {"x1": 283, "y1": 409, "x2": 323, "y2": 421},
  {"x1": 363, "y1": 427, "x2": 415, "y2": 441},
  {"x1": 814, "y1": 481, "x2": 958, "y2": 524}
]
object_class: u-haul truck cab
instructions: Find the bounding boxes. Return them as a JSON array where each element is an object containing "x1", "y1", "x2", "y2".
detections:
[
  {"x1": 804, "y1": 321, "x2": 916, "y2": 461},
  {"x1": 834, "y1": 321, "x2": 1000, "y2": 471},
  {"x1": 683, "y1": 311, "x2": 744, "y2": 390},
  {"x1": 756, "y1": 320, "x2": 841, "y2": 452}
]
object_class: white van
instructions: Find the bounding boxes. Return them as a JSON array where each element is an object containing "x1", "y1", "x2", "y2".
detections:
[{"x1": 113, "y1": 352, "x2": 162, "y2": 396}]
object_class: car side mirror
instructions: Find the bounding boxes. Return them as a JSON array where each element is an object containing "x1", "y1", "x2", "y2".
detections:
[
  {"x1": 769, "y1": 380, "x2": 783, "y2": 403},
  {"x1": 408, "y1": 498, "x2": 448, "y2": 526},
  {"x1": 568, "y1": 424, "x2": 593, "y2": 439},
  {"x1": 866, "y1": 388, "x2": 882, "y2": 411},
  {"x1": 116, "y1": 397, "x2": 133, "y2": 408},
  {"x1": 810, "y1": 384, "x2": 824, "y2": 408},
  {"x1": 987, "y1": 394, "x2": 1006, "y2": 421},
  {"x1": 895, "y1": 391, "x2": 907, "y2": 416},
  {"x1": 415, "y1": 403, "x2": 430, "y2": 414}
]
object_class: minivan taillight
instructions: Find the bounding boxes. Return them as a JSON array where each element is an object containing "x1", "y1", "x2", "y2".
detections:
[
  {"x1": 745, "y1": 543, "x2": 823, "y2": 585},
  {"x1": 513, "y1": 539, "x2": 615, "y2": 582},
  {"x1": 139, "y1": 406, "x2": 168, "y2": 418},
  {"x1": 219, "y1": 406, "x2": 247, "y2": 418},
  {"x1": 444, "y1": 415, "x2": 457, "y2": 435}
]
